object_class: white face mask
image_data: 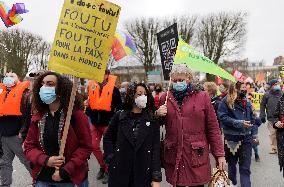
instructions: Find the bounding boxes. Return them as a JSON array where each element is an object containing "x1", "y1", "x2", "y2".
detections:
[
  {"x1": 135, "y1": 95, "x2": 147, "y2": 109},
  {"x1": 120, "y1": 87, "x2": 126, "y2": 93}
]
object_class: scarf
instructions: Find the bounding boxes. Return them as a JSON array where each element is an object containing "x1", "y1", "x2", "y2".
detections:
[
  {"x1": 172, "y1": 84, "x2": 193, "y2": 107},
  {"x1": 38, "y1": 110, "x2": 65, "y2": 153},
  {"x1": 235, "y1": 98, "x2": 247, "y2": 108},
  {"x1": 219, "y1": 92, "x2": 227, "y2": 99}
]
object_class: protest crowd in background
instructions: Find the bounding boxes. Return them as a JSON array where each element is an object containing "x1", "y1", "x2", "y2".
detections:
[
  {"x1": 1, "y1": 0, "x2": 284, "y2": 187},
  {"x1": 1, "y1": 65, "x2": 284, "y2": 187}
]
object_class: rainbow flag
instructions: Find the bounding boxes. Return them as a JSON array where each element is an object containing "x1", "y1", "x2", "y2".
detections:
[
  {"x1": 112, "y1": 31, "x2": 137, "y2": 61},
  {"x1": 0, "y1": 2, "x2": 28, "y2": 28}
]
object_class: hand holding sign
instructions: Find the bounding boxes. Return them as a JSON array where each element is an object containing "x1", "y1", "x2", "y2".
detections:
[{"x1": 48, "y1": 0, "x2": 121, "y2": 177}]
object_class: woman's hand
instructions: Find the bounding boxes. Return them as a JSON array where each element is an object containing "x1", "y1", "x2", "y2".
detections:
[
  {"x1": 47, "y1": 156, "x2": 65, "y2": 168},
  {"x1": 83, "y1": 99, "x2": 89, "y2": 107},
  {"x1": 217, "y1": 156, "x2": 226, "y2": 171},
  {"x1": 52, "y1": 170, "x2": 62, "y2": 182},
  {"x1": 151, "y1": 181, "x2": 161, "y2": 187},
  {"x1": 243, "y1": 121, "x2": 252, "y2": 129},
  {"x1": 275, "y1": 121, "x2": 284, "y2": 128},
  {"x1": 156, "y1": 104, "x2": 167, "y2": 117}
]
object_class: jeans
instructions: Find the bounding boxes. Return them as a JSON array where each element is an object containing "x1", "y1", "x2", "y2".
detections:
[
  {"x1": 35, "y1": 181, "x2": 74, "y2": 187},
  {"x1": 252, "y1": 143, "x2": 259, "y2": 157},
  {"x1": 35, "y1": 178, "x2": 88, "y2": 187},
  {"x1": 177, "y1": 185, "x2": 204, "y2": 187},
  {"x1": 227, "y1": 135, "x2": 252, "y2": 187},
  {"x1": 0, "y1": 136, "x2": 31, "y2": 187},
  {"x1": 90, "y1": 125, "x2": 108, "y2": 170},
  {"x1": 78, "y1": 178, "x2": 88, "y2": 187}
]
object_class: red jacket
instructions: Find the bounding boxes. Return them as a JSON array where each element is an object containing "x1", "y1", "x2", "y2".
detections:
[
  {"x1": 23, "y1": 110, "x2": 92, "y2": 185},
  {"x1": 160, "y1": 90, "x2": 224, "y2": 186}
]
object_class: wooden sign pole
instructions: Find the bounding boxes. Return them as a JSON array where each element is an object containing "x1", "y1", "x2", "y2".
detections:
[
  {"x1": 59, "y1": 76, "x2": 79, "y2": 156},
  {"x1": 165, "y1": 77, "x2": 172, "y2": 105}
]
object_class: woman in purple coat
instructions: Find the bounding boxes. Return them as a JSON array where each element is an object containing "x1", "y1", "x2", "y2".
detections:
[{"x1": 156, "y1": 64, "x2": 225, "y2": 187}]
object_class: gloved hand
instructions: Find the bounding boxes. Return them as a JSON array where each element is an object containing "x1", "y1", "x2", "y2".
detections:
[{"x1": 261, "y1": 117, "x2": 266, "y2": 124}]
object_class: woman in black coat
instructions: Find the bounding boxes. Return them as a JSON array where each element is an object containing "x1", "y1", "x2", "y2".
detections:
[{"x1": 103, "y1": 83, "x2": 162, "y2": 187}]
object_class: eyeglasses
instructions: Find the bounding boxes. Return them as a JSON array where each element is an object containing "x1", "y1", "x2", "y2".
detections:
[{"x1": 172, "y1": 79, "x2": 186, "y2": 83}]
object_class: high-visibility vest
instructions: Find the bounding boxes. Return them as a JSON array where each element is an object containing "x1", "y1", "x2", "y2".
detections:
[
  {"x1": 0, "y1": 81, "x2": 30, "y2": 116},
  {"x1": 88, "y1": 75, "x2": 117, "y2": 112}
]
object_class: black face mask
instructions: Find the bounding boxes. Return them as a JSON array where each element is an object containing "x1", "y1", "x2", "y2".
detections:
[{"x1": 239, "y1": 90, "x2": 247, "y2": 98}]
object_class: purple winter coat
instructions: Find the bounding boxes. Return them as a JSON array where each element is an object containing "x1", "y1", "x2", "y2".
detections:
[{"x1": 160, "y1": 89, "x2": 224, "y2": 186}]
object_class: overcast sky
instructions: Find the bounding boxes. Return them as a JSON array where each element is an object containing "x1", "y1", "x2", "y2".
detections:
[{"x1": 2, "y1": 0, "x2": 284, "y2": 65}]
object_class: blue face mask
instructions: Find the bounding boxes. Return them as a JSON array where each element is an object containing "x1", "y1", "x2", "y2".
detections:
[
  {"x1": 173, "y1": 81, "x2": 188, "y2": 92},
  {"x1": 274, "y1": 85, "x2": 281, "y2": 91},
  {"x1": 39, "y1": 86, "x2": 57, "y2": 104},
  {"x1": 3, "y1": 77, "x2": 15, "y2": 87}
]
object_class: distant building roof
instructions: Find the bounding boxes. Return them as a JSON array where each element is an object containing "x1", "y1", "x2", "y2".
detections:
[{"x1": 273, "y1": 56, "x2": 284, "y2": 66}]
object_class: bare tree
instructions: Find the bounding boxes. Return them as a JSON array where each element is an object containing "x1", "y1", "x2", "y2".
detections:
[
  {"x1": 163, "y1": 15, "x2": 197, "y2": 44},
  {"x1": 29, "y1": 41, "x2": 51, "y2": 72},
  {"x1": 125, "y1": 18, "x2": 161, "y2": 75},
  {"x1": 197, "y1": 12, "x2": 247, "y2": 81},
  {"x1": 0, "y1": 29, "x2": 51, "y2": 79}
]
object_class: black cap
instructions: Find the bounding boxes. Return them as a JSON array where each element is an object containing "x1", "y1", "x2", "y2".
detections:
[
  {"x1": 268, "y1": 79, "x2": 279, "y2": 86},
  {"x1": 28, "y1": 70, "x2": 46, "y2": 78}
]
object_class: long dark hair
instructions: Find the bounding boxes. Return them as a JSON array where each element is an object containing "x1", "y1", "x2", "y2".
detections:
[
  {"x1": 124, "y1": 82, "x2": 154, "y2": 112},
  {"x1": 227, "y1": 81, "x2": 244, "y2": 109},
  {"x1": 32, "y1": 71, "x2": 83, "y2": 114}
]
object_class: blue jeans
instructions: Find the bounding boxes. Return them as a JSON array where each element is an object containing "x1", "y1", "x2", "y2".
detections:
[
  {"x1": 35, "y1": 178, "x2": 88, "y2": 187},
  {"x1": 226, "y1": 135, "x2": 252, "y2": 187},
  {"x1": 78, "y1": 178, "x2": 88, "y2": 187},
  {"x1": 252, "y1": 143, "x2": 259, "y2": 157},
  {"x1": 35, "y1": 181, "x2": 75, "y2": 187}
]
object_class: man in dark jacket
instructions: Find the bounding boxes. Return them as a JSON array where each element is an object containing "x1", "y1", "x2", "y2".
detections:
[
  {"x1": 260, "y1": 79, "x2": 282, "y2": 154},
  {"x1": 86, "y1": 70, "x2": 122, "y2": 184},
  {"x1": 271, "y1": 93, "x2": 284, "y2": 177}
]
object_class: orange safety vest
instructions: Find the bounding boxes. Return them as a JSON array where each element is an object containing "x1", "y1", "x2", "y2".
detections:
[
  {"x1": 0, "y1": 81, "x2": 30, "y2": 116},
  {"x1": 88, "y1": 75, "x2": 117, "y2": 112}
]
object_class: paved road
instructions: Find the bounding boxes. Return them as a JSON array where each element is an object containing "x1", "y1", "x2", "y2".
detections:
[{"x1": 11, "y1": 124, "x2": 283, "y2": 187}]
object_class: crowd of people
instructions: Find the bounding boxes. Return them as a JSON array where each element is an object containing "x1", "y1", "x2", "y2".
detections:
[{"x1": 0, "y1": 64, "x2": 284, "y2": 187}]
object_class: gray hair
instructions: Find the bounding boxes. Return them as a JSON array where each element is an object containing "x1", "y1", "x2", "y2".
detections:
[{"x1": 170, "y1": 64, "x2": 193, "y2": 79}]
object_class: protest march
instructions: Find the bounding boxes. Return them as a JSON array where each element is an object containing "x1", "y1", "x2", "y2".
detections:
[{"x1": 1, "y1": 0, "x2": 284, "y2": 187}]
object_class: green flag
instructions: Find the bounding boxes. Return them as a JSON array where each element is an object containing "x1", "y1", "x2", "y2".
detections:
[{"x1": 174, "y1": 38, "x2": 236, "y2": 82}]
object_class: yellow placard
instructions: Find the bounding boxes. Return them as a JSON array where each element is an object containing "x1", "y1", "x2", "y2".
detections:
[
  {"x1": 250, "y1": 92, "x2": 264, "y2": 111},
  {"x1": 48, "y1": 0, "x2": 121, "y2": 82}
]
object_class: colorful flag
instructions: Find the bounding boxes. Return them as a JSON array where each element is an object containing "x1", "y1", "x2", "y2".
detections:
[
  {"x1": 255, "y1": 72, "x2": 265, "y2": 82},
  {"x1": 0, "y1": 2, "x2": 28, "y2": 27},
  {"x1": 215, "y1": 76, "x2": 224, "y2": 85},
  {"x1": 232, "y1": 69, "x2": 247, "y2": 82},
  {"x1": 245, "y1": 77, "x2": 254, "y2": 83},
  {"x1": 111, "y1": 31, "x2": 137, "y2": 61},
  {"x1": 174, "y1": 38, "x2": 235, "y2": 82}
]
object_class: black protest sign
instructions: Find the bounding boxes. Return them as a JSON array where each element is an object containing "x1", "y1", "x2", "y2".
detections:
[{"x1": 157, "y1": 23, "x2": 179, "y2": 80}]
